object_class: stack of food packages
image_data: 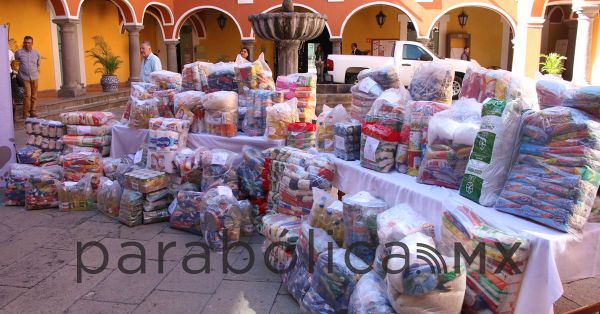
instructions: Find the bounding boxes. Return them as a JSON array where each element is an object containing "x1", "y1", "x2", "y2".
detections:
[
  {"x1": 360, "y1": 122, "x2": 401, "y2": 173},
  {"x1": 121, "y1": 168, "x2": 169, "y2": 226},
  {"x1": 201, "y1": 149, "x2": 240, "y2": 196},
  {"x1": 4, "y1": 164, "x2": 63, "y2": 209},
  {"x1": 174, "y1": 146, "x2": 208, "y2": 187},
  {"x1": 409, "y1": 61, "x2": 454, "y2": 105},
  {"x1": 350, "y1": 77, "x2": 384, "y2": 121},
  {"x1": 535, "y1": 74, "x2": 576, "y2": 109},
  {"x1": 62, "y1": 151, "x2": 104, "y2": 181},
  {"x1": 442, "y1": 205, "x2": 531, "y2": 313},
  {"x1": 461, "y1": 66, "x2": 539, "y2": 110},
  {"x1": 372, "y1": 205, "x2": 466, "y2": 313},
  {"x1": 122, "y1": 82, "x2": 157, "y2": 122},
  {"x1": 342, "y1": 191, "x2": 388, "y2": 264},
  {"x1": 496, "y1": 106, "x2": 600, "y2": 233},
  {"x1": 236, "y1": 147, "x2": 268, "y2": 225},
  {"x1": 240, "y1": 89, "x2": 285, "y2": 136},
  {"x1": 265, "y1": 98, "x2": 299, "y2": 140},
  {"x1": 333, "y1": 120, "x2": 362, "y2": 161},
  {"x1": 97, "y1": 177, "x2": 123, "y2": 217},
  {"x1": 396, "y1": 101, "x2": 450, "y2": 175},
  {"x1": 417, "y1": 98, "x2": 482, "y2": 189},
  {"x1": 182, "y1": 61, "x2": 211, "y2": 92},
  {"x1": 149, "y1": 70, "x2": 183, "y2": 91},
  {"x1": 316, "y1": 104, "x2": 350, "y2": 153},
  {"x1": 286, "y1": 122, "x2": 316, "y2": 150},
  {"x1": 357, "y1": 65, "x2": 401, "y2": 90},
  {"x1": 276, "y1": 73, "x2": 317, "y2": 121},
  {"x1": 562, "y1": 86, "x2": 600, "y2": 118},
  {"x1": 60, "y1": 112, "x2": 115, "y2": 156},
  {"x1": 147, "y1": 117, "x2": 190, "y2": 175},
  {"x1": 234, "y1": 53, "x2": 275, "y2": 93},
  {"x1": 57, "y1": 173, "x2": 102, "y2": 212},
  {"x1": 174, "y1": 91, "x2": 205, "y2": 133},
  {"x1": 208, "y1": 62, "x2": 237, "y2": 92},
  {"x1": 203, "y1": 91, "x2": 238, "y2": 137},
  {"x1": 459, "y1": 99, "x2": 523, "y2": 206},
  {"x1": 20, "y1": 118, "x2": 65, "y2": 164},
  {"x1": 200, "y1": 186, "x2": 241, "y2": 253}
]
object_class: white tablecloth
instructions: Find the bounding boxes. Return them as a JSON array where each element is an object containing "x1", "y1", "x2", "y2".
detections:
[
  {"x1": 110, "y1": 123, "x2": 285, "y2": 158},
  {"x1": 332, "y1": 157, "x2": 600, "y2": 314}
]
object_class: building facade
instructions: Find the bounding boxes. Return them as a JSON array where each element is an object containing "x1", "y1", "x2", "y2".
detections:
[{"x1": 1, "y1": 0, "x2": 598, "y2": 95}]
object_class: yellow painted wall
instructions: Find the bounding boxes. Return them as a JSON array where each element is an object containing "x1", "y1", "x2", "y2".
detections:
[
  {"x1": 525, "y1": 26, "x2": 543, "y2": 78},
  {"x1": 446, "y1": 7, "x2": 504, "y2": 68},
  {"x1": 342, "y1": 6, "x2": 403, "y2": 55},
  {"x1": 590, "y1": 15, "x2": 600, "y2": 85},
  {"x1": 196, "y1": 11, "x2": 241, "y2": 63},
  {"x1": 141, "y1": 13, "x2": 167, "y2": 67},
  {"x1": 254, "y1": 37, "x2": 275, "y2": 68},
  {"x1": 81, "y1": 0, "x2": 130, "y2": 85},
  {"x1": 0, "y1": 0, "x2": 57, "y2": 91}
]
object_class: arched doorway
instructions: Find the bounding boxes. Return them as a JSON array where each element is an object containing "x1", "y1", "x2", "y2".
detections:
[
  {"x1": 540, "y1": 5, "x2": 576, "y2": 80},
  {"x1": 141, "y1": 13, "x2": 167, "y2": 69}
]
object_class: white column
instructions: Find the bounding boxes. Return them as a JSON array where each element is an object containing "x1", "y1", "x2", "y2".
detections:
[
  {"x1": 398, "y1": 15, "x2": 408, "y2": 41},
  {"x1": 572, "y1": 5, "x2": 599, "y2": 85},
  {"x1": 500, "y1": 19, "x2": 511, "y2": 70},
  {"x1": 512, "y1": 0, "x2": 534, "y2": 76},
  {"x1": 437, "y1": 15, "x2": 450, "y2": 58}
]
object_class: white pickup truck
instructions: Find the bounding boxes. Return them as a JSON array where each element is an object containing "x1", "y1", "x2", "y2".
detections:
[{"x1": 326, "y1": 41, "x2": 475, "y2": 97}]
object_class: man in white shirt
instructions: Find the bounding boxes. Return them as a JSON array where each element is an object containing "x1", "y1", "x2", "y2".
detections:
[{"x1": 140, "y1": 41, "x2": 162, "y2": 83}]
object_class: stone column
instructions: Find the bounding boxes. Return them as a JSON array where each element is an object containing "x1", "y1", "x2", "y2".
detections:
[
  {"x1": 277, "y1": 40, "x2": 301, "y2": 76},
  {"x1": 53, "y1": 18, "x2": 86, "y2": 97},
  {"x1": 330, "y1": 37, "x2": 342, "y2": 55},
  {"x1": 124, "y1": 25, "x2": 144, "y2": 83},
  {"x1": 572, "y1": 5, "x2": 599, "y2": 85},
  {"x1": 523, "y1": 19, "x2": 544, "y2": 78},
  {"x1": 437, "y1": 15, "x2": 450, "y2": 58},
  {"x1": 241, "y1": 38, "x2": 256, "y2": 61},
  {"x1": 164, "y1": 40, "x2": 179, "y2": 72}
]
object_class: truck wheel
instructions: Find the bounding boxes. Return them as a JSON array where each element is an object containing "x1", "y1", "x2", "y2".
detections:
[
  {"x1": 452, "y1": 76, "x2": 463, "y2": 100},
  {"x1": 345, "y1": 74, "x2": 358, "y2": 84}
]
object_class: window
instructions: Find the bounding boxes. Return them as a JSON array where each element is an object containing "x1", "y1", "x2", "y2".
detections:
[{"x1": 403, "y1": 44, "x2": 429, "y2": 60}]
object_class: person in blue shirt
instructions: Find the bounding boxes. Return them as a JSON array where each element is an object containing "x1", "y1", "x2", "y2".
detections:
[{"x1": 140, "y1": 41, "x2": 162, "y2": 83}]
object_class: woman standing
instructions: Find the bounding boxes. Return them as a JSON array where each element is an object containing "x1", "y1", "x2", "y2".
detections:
[
  {"x1": 240, "y1": 48, "x2": 251, "y2": 62},
  {"x1": 461, "y1": 46, "x2": 471, "y2": 61}
]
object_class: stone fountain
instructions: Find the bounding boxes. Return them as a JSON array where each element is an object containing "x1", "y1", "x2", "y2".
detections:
[{"x1": 249, "y1": 0, "x2": 327, "y2": 76}]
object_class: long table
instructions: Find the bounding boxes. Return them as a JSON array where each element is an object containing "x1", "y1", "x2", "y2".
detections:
[
  {"x1": 332, "y1": 157, "x2": 600, "y2": 314},
  {"x1": 110, "y1": 123, "x2": 285, "y2": 157}
]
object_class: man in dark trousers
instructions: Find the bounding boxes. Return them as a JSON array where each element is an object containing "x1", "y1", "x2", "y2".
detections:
[{"x1": 351, "y1": 43, "x2": 363, "y2": 55}]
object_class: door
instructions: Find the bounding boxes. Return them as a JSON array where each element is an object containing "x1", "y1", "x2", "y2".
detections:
[{"x1": 399, "y1": 43, "x2": 431, "y2": 86}]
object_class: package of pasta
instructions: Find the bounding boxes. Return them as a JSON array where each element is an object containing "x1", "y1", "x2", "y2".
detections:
[
  {"x1": 97, "y1": 179, "x2": 122, "y2": 217},
  {"x1": 441, "y1": 205, "x2": 530, "y2": 314},
  {"x1": 333, "y1": 120, "x2": 362, "y2": 161},
  {"x1": 366, "y1": 87, "x2": 410, "y2": 133},
  {"x1": 201, "y1": 149, "x2": 240, "y2": 195},
  {"x1": 261, "y1": 213, "x2": 302, "y2": 247},
  {"x1": 119, "y1": 189, "x2": 144, "y2": 227},
  {"x1": 310, "y1": 248, "x2": 367, "y2": 312},
  {"x1": 342, "y1": 191, "x2": 388, "y2": 264},
  {"x1": 57, "y1": 174, "x2": 98, "y2": 212},
  {"x1": 201, "y1": 186, "x2": 241, "y2": 252},
  {"x1": 242, "y1": 89, "x2": 284, "y2": 136},
  {"x1": 536, "y1": 74, "x2": 576, "y2": 109},
  {"x1": 563, "y1": 86, "x2": 600, "y2": 118},
  {"x1": 149, "y1": 70, "x2": 182, "y2": 90},
  {"x1": 182, "y1": 61, "x2": 211, "y2": 92},
  {"x1": 348, "y1": 271, "x2": 395, "y2": 314},
  {"x1": 4, "y1": 164, "x2": 37, "y2": 206},
  {"x1": 409, "y1": 61, "x2": 454, "y2": 104},
  {"x1": 202, "y1": 91, "x2": 238, "y2": 137},
  {"x1": 316, "y1": 104, "x2": 350, "y2": 153},
  {"x1": 208, "y1": 62, "x2": 237, "y2": 92},
  {"x1": 128, "y1": 98, "x2": 160, "y2": 129},
  {"x1": 264, "y1": 98, "x2": 299, "y2": 140},
  {"x1": 60, "y1": 112, "x2": 115, "y2": 126},
  {"x1": 152, "y1": 89, "x2": 176, "y2": 118},
  {"x1": 397, "y1": 100, "x2": 450, "y2": 176},
  {"x1": 25, "y1": 165, "x2": 63, "y2": 210},
  {"x1": 309, "y1": 187, "x2": 344, "y2": 246},
  {"x1": 62, "y1": 151, "x2": 103, "y2": 181},
  {"x1": 17, "y1": 145, "x2": 42, "y2": 165},
  {"x1": 169, "y1": 191, "x2": 205, "y2": 234},
  {"x1": 61, "y1": 135, "x2": 111, "y2": 148},
  {"x1": 460, "y1": 99, "x2": 523, "y2": 206},
  {"x1": 174, "y1": 147, "x2": 209, "y2": 184},
  {"x1": 387, "y1": 232, "x2": 466, "y2": 314},
  {"x1": 417, "y1": 98, "x2": 482, "y2": 189},
  {"x1": 496, "y1": 107, "x2": 600, "y2": 233},
  {"x1": 351, "y1": 77, "x2": 384, "y2": 122},
  {"x1": 287, "y1": 122, "x2": 316, "y2": 150},
  {"x1": 124, "y1": 168, "x2": 168, "y2": 193},
  {"x1": 357, "y1": 65, "x2": 401, "y2": 90},
  {"x1": 360, "y1": 123, "x2": 400, "y2": 173}
]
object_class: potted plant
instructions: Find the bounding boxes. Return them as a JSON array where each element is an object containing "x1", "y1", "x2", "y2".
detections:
[
  {"x1": 86, "y1": 36, "x2": 123, "y2": 92},
  {"x1": 540, "y1": 52, "x2": 566, "y2": 77}
]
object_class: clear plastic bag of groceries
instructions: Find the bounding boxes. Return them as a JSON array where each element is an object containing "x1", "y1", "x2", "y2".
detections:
[
  {"x1": 236, "y1": 146, "x2": 267, "y2": 199},
  {"x1": 203, "y1": 91, "x2": 239, "y2": 137},
  {"x1": 408, "y1": 60, "x2": 454, "y2": 104},
  {"x1": 169, "y1": 191, "x2": 205, "y2": 234},
  {"x1": 208, "y1": 62, "x2": 237, "y2": 92},
  {"x1": 129, "y1": 98, "x2": 160, "y2": 129},
  {"x1": 97, "y1": 179, "x2": 123, "y2": 217},
  {"x1": 287, "y1": 122, "x2": 316, "y2": 150},
  {"x1": 25, "y1": 165, "x2": 63, "y2": 210},
  {"x1": 536, "y1": 73, "x2": 576, "y2": 109},
  {"x1": 174, "y1": 146, "x2": 209, "y2": 184},
  {"x1": 201, "y1": 186, "x2": 241, "y2": 252},
  {"x1": 119, "y1": 188, "x2": 144, "y2": 227},
  {"x1": 242, "y1": 89, "x2": 285, "y2": 136},
  {"x1": 348, "y1": 271, "x2": 395, "y2": 314},
  {"x1": 316, "y1": 104, "x2": 349, "y2": 153},
  {"x1": 201, "y1": 149, "x2": 241, "y2": 195},
  {"x1": 57, "y1": 174, "x2": 98, "y2": 212},
  {"x1": 4, "y1": 164, "x2": 37, "y2": 206},
  {"x1": 182, "y1": 61, "x2": 211, "y2": 92},
  {"x1": 351, "y1": 77, "x2": 384, "y2": 122},
  {"x1": 149, "y1": 70, "x2": 182, "y2": 90},
  {"x1": 360, "y1": 122, "x2": 401, "y2": 173},
  {"x1": 357, "y1": 65, "x2": 401, "y2": 90},
  {"x1": 265, "y1": 98, "x2": 299, "y2": 140},
  {"x1": 343, "y1": 191, "x2": 388, "y2": 264},
  {"x1": 309, "y1": 187, "x2": 344, "y2": 246},
  {"x1": 366, "y1": 87, "x2": 410, "y2": 133}
]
